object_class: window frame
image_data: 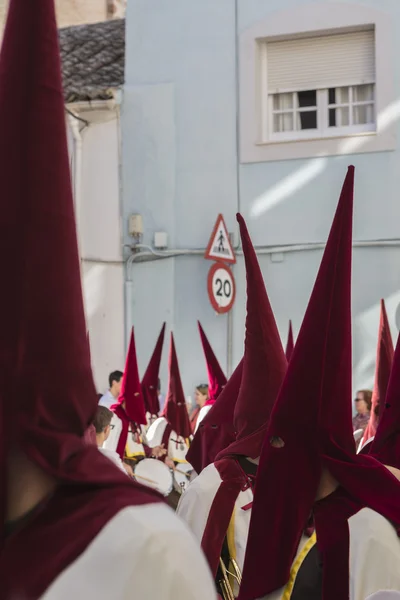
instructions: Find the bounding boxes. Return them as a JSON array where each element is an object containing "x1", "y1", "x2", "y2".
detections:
[{"x1": 265, "y1": 86, "x2": 376, "y2": 144}]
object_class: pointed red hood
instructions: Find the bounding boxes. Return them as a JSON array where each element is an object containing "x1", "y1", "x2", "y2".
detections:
[
  {"x1": 113, "y1": 328, "x2": 147, "y2": 425},
  {"x1": 141, "y1": 323, "x2": 166, "y2": 416},
  {"x1": 0, "y1": 0, "x2": 161, "y2": 550},
  {"x1": 198, "y1": 321, "x2": 227, "y2": 402},
  {"x1": 285, "y1": 320, "x2": 294, "y2": 361},
  {"x1": 240, "y1": 167, "x2": 400, "y2": 600},
  {"x1": 219, "y1": 214, "x2": 287, "y2": 459},
  {"x1": 371, "y1": 332, "x2": 400, "y2": 467},
  {"x1": 162, "y1": 333, "x2": 192, "y2": 438},
  {"x1": 363, "y1": 299, "x2": 394, "y2": 442},
  {"x1": 187, "y1": 359, "x2": 243, "y2": 474}
]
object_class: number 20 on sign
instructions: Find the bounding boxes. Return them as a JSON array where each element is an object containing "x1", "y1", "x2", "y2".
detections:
[{"x1": 207, "y1": 263, "x2": 236, "y2": 314}]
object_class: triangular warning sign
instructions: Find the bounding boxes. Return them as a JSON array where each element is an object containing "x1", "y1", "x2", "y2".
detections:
[{"x1": 204, "y1": 214, "x2": 236, "y2": 264}]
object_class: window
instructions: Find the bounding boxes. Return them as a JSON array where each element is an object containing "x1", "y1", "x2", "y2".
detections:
[
  {"x1": 262, "y1": 29, "x2": 376, "y2": 142},
  {"x1": 270, "y1": 84, "x2": 375, "y2": 140}
]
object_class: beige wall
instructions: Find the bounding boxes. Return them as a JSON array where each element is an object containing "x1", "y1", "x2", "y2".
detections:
[{"x1": 0, "y1": 0, "x2": 110, "y2": 32}]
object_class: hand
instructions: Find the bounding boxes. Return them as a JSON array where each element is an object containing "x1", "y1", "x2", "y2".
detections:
[
  {"x1": 151, "y1": 444, "x2": 167, "y2": 459},
  {"x1": 123, "y1": 462, "x2": 134, "y2": 477},
  {"x1": 165, "y1": 457, "x2": 176, "y2": 470}
]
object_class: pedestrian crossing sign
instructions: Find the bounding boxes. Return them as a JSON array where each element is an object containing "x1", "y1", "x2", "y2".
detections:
[{"x1": 204, "y1": 214, "x2": 236, "y2": 264}]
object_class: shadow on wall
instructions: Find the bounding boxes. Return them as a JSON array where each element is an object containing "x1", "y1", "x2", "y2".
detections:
[{"x1": 249, "y1": 98, "x2": 400, "y2": 221}]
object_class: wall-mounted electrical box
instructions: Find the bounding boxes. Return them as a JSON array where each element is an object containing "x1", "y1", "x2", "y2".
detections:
[
  {"x1": 154, "y1": 231, "x2": 168, "y2": 249},
  {"x1": 129, "y1": 214, "x2": 143, "y2": 237}
]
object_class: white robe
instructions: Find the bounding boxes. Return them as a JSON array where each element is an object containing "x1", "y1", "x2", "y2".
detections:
[
  {"x1": 98, "y1": 447, "x2": 127, "y2": 474},
  {"x1": 194, "y1": 405, "x2": 212, "y2": 434},
  {"x1": 177, "y1": 462, "x2": 253, "y2": 596},
  {"x1": 102, "y1": 413, "x2": 147, "y2": 459},
  {"x1": 261, "y1": 508, "x2": 400, "y2": 600},
  {"x1": 41, "y1": 504, "x2": 217, "y2": 599},
  {"x1": 146, "y1": 416, "x2": 190, "y2": 463}
]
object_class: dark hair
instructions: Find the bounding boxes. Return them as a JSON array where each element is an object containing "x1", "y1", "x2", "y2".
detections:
[
  {"x1": 357, "y1": 389, "x2": 373, "y2": 412},
  {"x1": 109, "y1": 370, "x2": 123, "y2": 388},
  {"x1": 93, "y1": 406, "x2": 113, "y2": 434}
]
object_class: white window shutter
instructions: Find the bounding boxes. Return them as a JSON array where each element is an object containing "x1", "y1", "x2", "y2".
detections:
[{"x1": 267, "y1": 30, "x2": 375, "y2": 93}]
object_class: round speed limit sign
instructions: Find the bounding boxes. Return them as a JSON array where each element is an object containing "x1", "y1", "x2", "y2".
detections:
[{"x1": 207, "y1": 263, "x2": 236, "y2": 314}]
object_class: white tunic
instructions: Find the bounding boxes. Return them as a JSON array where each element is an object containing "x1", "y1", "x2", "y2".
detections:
[
  {"x1": 177, "y1": 462, "x2": 253, "y2": 596},
  {"x1": 98, "y1": 390, "x2": 116, "y2": 409},
  {"x1": 146, "y1": 416, "x2": 190, "y2": 463},
  {"x1": 102, "y1": 413, "x2": 147, "y2": 459},
  {"x1": 194, "y1": 405, "x2": 212, "y2": 434},
  {"x1": 261, "y1": 508, "x2": 400, "y2": 600},
  {"x1": 98, "y1": 447, "x2": 127, "y2": 473},
  {"x1": 41, "y1": 504, "x2": 217, "y2": 600}
]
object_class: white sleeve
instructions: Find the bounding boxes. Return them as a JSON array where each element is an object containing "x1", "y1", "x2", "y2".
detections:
[
  {"x1": 146, "y1": 417, "x2": 167, "y2": 448},
  {"x1": 176, "y1": 464, "x2": 222, "y2": 544},
  {"x1": 194, "y1": 405, "x2": 211, "y2": 434}
]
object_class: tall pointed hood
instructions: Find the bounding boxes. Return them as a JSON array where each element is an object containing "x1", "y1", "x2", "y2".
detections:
[
  {"x1": 186, "y1": 359, "x2": 243, "y2": 474},
  {"x1": 162, "y1": 333, "x2": 191, "y2": 438},
  {"x1": 219, "y1": 214, "x2": 287, "y2": 459},
  {"x1": 141, "y1": 323, "x2": 166, "y2": 416},
  {"x1": 371, "y1": 333, "x2": 400, "y2": 467},
  {"x1": 362, "y1": 299, "x2": 394, "y2": 442},
  {"x1": 197, "y1": 321, "x2": 227, "y2": 402},
  {"x1": 239, "y1": 166, "x2": 400, "y2": 600},
  {"x1": 285, "y1": 320, "x2": 294, "y2": 361},
  {"x1": 113, "y1": 328, "x2": 147, "y2": 425},
  {"x1": 0, "y1": 0, "x2": 161, "y2": 552}
]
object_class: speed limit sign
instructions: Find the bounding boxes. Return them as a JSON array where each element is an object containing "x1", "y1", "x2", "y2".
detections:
[{"x1": 207, "y1": 263, "x2": 236, "y2": 314}]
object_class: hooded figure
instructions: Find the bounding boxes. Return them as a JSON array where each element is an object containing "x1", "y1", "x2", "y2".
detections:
[
  {"x1": 370, "y1": 333, "x2": 400, "y2": 469},
  {"x1": 141, "y1": 323, "x2": 166, "y2": 418},
  {"x1": 360, "y1": 299, "x2": 394, "y2": 448},
  {"x1": 285, "y1": 320, "x2": 295, "y2": 361},
  {"x1": 186, "y1": 359, "x2": 243, "y2": 477},
  {"x1": 102, "y1": 328, "x2": 148, "y2": 460},
  {"x1": 0, "y1": 2, "x2": 216, "y2": 598},
  {"x1": 193, "y1": 322, "x2": 228, "y2": 433},
  {"x1": 239, "y1": 166, "x2": 400, "y2": 600},
  {"x1": 177, "y1": 214, "x2": 287, "y2": 595},
  {"x1": 146, "y1": 334, "x2": 192, "y2": 463}
]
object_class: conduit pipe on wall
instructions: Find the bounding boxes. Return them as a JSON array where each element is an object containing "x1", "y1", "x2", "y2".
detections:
[{"x1": 126, "y1": 239, "x2": 400, "y2": 280}]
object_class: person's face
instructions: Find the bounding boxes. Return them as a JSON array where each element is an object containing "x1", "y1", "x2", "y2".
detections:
[
  {"x1": 195, "y1": 389, "x2": 207, "y2": 407},
  {"x1": 112, "y1": 377, "x2": 122, "y2": 396},
  {"x1": 355, "y1": 392, "x2": 369, "y2": 415}
]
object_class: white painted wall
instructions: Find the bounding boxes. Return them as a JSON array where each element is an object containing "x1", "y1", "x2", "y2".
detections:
[{"x1": 67, "y1": 105, "x2": 125, "y2": 393}]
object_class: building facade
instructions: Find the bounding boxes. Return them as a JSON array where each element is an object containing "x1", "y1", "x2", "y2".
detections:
[{"x1": 122, "y1": 0, "x2": 400, "y2": 398}]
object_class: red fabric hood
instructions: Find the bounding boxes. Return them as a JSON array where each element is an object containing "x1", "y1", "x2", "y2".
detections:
[
  {"x1": 198, "y1": 321, "x2": 227, "y2": 401},
  {"x1": 285, "y1": 320, "x2": 294, "y2": 361},
  {"x1": 239, "y1": 166, "x2": 400, "y2": 600},
  {"x1": 187, "y1": 359, "x2": 243, "y2": 474},
  {"x1": 362, "y1": 299, "x2": 394, "y2": 442},
  {"x1": 371, "y1": 332, "x2": 400, "y2": 467},
  {"x1": 141, "y1": 323, "x2": 166, "y2": 416},
  {"x1": 162, "y1": 333, "x2": 191, "y2": 438},
  {"x1": 0, "y1": 0, "x2": 162, "y2": 561},
  {"x1": 218, "y1": 214, "x2": 287, "y2": 459},
  {"x1": 113, "y1": 328, "x2": 147, "y2": 426}
]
